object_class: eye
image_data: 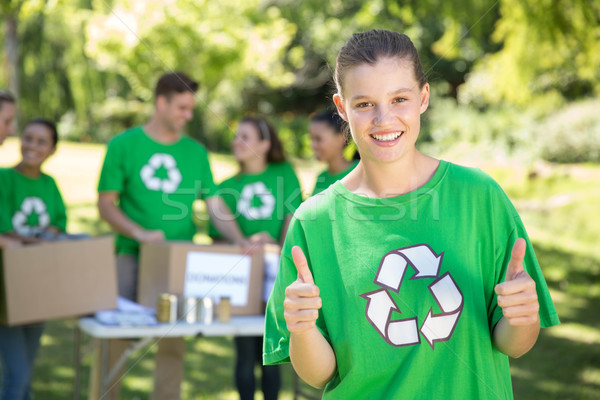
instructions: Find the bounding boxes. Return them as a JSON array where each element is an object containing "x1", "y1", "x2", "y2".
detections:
[
  {"x1": 355, "y1": 102, "x2": 372, "y2": 109},
  {"x1": 393, "y1": 97, "x2": 408, "y2": 104}
]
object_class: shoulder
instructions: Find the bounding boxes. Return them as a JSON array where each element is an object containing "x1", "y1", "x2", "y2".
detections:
[
  {"x1": 218, "y1": 174, "x2": 240, "y2": 188},
  {"x1": 444, "y1": 161, "x2": 505, "y2": 192},
  {"x1": 293, "y1": 183, "x2": 338, "y2": 221},
  {"x1": 180, "y1": 136, "x2": 207, "y2": 152},
  {"x1": 316, "y1": 169, "x2": 329, "y2": 179},
  {"x1": 107, "y1": 126, "x2": 144, "y2": 148},
  {"x1": 269, "y1": 161, "x2": 295, "y2": 173},
  {"x1": 443, "y1": 161, "x2": 517, "y2": 216}
]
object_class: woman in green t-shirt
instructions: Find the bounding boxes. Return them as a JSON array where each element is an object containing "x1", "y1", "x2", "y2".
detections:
[
  {"x1": 309, "y1": 110, "x2": 358, "y2": 196},
  {"x1": 214, "y1": 116, "x2": 302, "y2": 400},
  {"x1": 0, "y1": 118, "x2": 66, "y2": 400},
  {"x1": 263, "y1": 30, "x2": 559, "y2": 399}
]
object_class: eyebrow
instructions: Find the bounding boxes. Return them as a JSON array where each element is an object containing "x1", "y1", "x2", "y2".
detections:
[{"x1": 350, "y1": 87, "x2": 414, "y2": 102}]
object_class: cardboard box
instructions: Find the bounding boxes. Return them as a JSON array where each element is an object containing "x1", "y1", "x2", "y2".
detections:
[
  {"x1": 138, "y1": 242, "x2": 265, "y2": 316},
  {"x1": 0, "y1": 236, "x2": 118, "y2": 326}
]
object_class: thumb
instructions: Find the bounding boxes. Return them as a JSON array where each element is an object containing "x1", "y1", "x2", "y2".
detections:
[
  {"x1": 291, "y1": 246, "x2": 314, "y2": 285},
  {"x1": 505, "y1": 238, "x2": 527, "y2": 281}
]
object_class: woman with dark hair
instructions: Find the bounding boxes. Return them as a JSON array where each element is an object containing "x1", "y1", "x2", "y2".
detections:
[
  {"x1": 211, "y1": 116, "x2": 302, "y2": 400},
  {"x1": 263, "y1": 30, "x2": 559, "y2": 399},
  {"x1": 0, "y1": 118, "x2": 66, "y2": 399},
  {"x1": 309, "y1": 110, "x2": 358, "y2": 195}
]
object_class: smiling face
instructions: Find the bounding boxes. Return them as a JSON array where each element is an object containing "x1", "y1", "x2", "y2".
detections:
[
  {"x1": 0, "y1": 102, "x2": 16, "y2": 145},
  {"x1": 20, "y1": 123, "x2": 56, "y2": 169},
  {"x1": 333, "y1": 57, "x2": 429, "y2": 164},
  {"x1": 156, "y1": 91, "x2": 195, "y2": 134},
  {"x1": 232, "y1": 121, "x2": 270, "y2": 164},
  {"x1": 309, "y1": 121, "x2": 346, "y2": 163}
]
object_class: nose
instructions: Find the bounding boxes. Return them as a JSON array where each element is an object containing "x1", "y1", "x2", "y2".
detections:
[{"x1": 374, "y1": 105, "x2": 394, "y2": 127}]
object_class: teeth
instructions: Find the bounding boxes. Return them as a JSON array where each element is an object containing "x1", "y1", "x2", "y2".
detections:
[{"x1": 371, "y1": 132, "x2": 402, "y2": 142}]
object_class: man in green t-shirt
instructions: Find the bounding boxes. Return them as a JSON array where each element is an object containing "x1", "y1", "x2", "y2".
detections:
[
  {"x1": 94, "y1": 72, "x2": 250, "y2": 400},
  {"x1": 0, "y1": 90, "x2": 20, "y2": 249}
]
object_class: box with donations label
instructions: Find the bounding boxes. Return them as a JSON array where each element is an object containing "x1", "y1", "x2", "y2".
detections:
[
  {"x1": 0, "y1": 236, "x2": 118, "y2": 326},
  {"x1": 138, "y1": 242, "x2": 265, "y2": 316}
]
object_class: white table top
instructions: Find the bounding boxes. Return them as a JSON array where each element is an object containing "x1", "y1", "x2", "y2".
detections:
[{"x1": 78, "y1": 315, "x2": 265, "y2": 339}]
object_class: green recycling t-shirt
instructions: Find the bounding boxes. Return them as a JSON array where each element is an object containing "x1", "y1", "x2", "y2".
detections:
[
  {"x1": 312, "y1": 160, "x2": 359, "y2": 196},
  {"x1": 264, "y1": 160, "x2": 560, "y2": 400},
  {"x1": 210, "y1": 162, "x2": 302, "y2": 241},
  {"x1": 97, "y1": 126, "x2": 217, "y2": 255},
  {"x1": 0, "y1": 168, "x2": 67, "y2": 235}
]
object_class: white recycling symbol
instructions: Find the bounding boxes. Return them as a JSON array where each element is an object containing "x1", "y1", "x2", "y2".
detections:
[
  {"x1": 360, "y1": 244, "x2": 463, "y2": 349},
  {"x1": 140, "y1": 153, "x2": 182, "y2": 193},
  {"x1": 12, "y1": 197, "x2": 50, "y2": 236},
  {"x1": 237, "y1": 182, "x2": 275, "y2": 220}
]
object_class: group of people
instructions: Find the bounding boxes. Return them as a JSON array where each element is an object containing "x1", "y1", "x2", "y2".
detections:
[
  {"x1": 0, "y1": 72, "x2": 356, "y2": 398},
  {"x1": 1, "y1": 28, "x2": 559, "y2": 400}
]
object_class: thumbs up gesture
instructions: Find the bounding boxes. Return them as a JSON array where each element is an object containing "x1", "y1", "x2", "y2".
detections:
[
  {"x1": 284, "y1": 246, "x2": 322, "y2": 334},
  {"x1": 494, "y1": 238, "x2": 540, "y2": 326}
]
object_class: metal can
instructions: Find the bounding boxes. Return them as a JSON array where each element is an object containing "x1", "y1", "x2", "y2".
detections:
[
  {"x1": 217, "y1": 297, "x2": 231, "y2": 323},
  {"x1": 198, "y1": 297, "x2": 214, "y2": 325},
  {"x1": 157, "y1": 293, "x2": 178, "y2": 323},
  {"x1": 181, "y1": 297, "x2": 198, "y2": 324}
]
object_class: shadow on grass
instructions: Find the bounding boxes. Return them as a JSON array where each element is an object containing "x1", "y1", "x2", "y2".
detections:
[{"x1": 511, "y1": 241, "x2": 600, "y2": 400}]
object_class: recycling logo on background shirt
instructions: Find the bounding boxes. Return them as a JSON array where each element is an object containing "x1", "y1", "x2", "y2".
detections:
[
  {"x1": 12, "y1": 197, "x2": 50, "y2": 236},
  {"x1": 140, "y1": 153, "x2": 182, "y2": 193},
  {"x1": 237, "y1": 182, "x2": 275, "y2": 220},
  {"x1": 360, "y1": 244, "x2": 463, "y2": 349}
]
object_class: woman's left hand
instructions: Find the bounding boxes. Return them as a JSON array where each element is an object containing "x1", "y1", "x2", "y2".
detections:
[{"x1": 494, "y1": 238, "x2": 539, "y2": 326}]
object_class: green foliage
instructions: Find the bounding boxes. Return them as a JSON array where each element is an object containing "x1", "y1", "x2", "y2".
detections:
[{"x1": 535, "y1": 99, "x2": 600, "y2": 163}]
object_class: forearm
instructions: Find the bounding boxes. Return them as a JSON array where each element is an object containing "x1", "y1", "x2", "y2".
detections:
[
  {"x1": 0, "y1": 234, "x2": 23, "y2": 248},
  {"x1": 290, "y1": 328, "x2": 337, "y2": 389},
  {"x1": 206, "y1": 196, "x2": 246, "y2": 245},
  {"x1": 98, "y1": 200, "x2": 144, "y2": 240},
  {"x1": 493, "y1": 316, "x2": 540, "y2": 358}
]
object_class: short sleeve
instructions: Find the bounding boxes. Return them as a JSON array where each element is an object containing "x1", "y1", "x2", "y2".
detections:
[
  {"x1": 50, "y1": 177, "x2": 67, "y2": 232},
  {"x1": 263, "y1": 215, "x2": 330, "y2": 365},
  {"x1": 197, "y1": 149, "x2": 217, "y2": 200},
  {"x1": 490, "y1": 214, "x2": 560, "y2": 331},
  {"x1": 97, "y1": 139, "x2": 125, "y2": 193}
]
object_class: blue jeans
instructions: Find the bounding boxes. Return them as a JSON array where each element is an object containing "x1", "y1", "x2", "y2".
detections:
[
  {"x1": 0, "y1": 323, "x2": 44, "y2": 400},
  {"x1": 234, "y1": 336, "x2": 280, "y2": 400}
]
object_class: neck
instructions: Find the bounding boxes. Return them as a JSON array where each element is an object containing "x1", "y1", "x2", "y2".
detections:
[
  {"x1": 344, "y1": 151, "x2": 438, "y2": 198},
  {"x1": 328, "y1": 155, "x2": 352, "y2": 175},
  {"x1": 144, "y1": 115, "x2": 180, "y2": 144},
  {"x1": 15, "y1": 162, "x2": 41, "y2": 178},
  {"x1": 241, "y1": 157, "x2": 268, "y2": 174}
]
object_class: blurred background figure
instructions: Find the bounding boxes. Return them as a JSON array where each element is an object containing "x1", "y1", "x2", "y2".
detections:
[
  {"x1": 309, "y1": 110, "x2": 358, "y2": 196},
  {"x1": 0, "y1": 91, "x2": 16, "y2": 146},
  {"x1": 211, "y1": 116, "x2": 302, "y2": 400},
  {"x1": 0, "y1": 118, "x2": 65, "y2": 400}
]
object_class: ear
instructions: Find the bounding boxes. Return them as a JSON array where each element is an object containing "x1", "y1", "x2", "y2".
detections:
[
  {"x1": 419, "y1": 83, "x2": 430, "y2": 114},
  {"x1": 155, "y1": 95, "x2": 168, "y2": 112},
  {"x1": 333, "y1": 94, "x2": 348, "y2": 122}
]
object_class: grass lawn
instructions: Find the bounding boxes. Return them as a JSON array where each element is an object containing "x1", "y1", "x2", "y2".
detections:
[{"x1": 1, "y1": 139, "x2": 599, "y2": 399}]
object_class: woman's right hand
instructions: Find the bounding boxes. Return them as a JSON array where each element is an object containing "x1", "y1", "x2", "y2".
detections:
[{"x1": 284, "y1": 246, "x2": 322, "y2": 334}]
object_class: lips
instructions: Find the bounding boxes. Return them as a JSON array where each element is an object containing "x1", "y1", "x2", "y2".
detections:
[{"x1": 369, "y1": 131, "x2": 404, "y2": 147}]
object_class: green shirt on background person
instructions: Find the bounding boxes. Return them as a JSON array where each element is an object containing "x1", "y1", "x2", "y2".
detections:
[
  {"x1": 0, "y1": 168, "x2": 66, "y2": 235},
  {"x1": 97, "y1": 125, "x2": 216, "y2": 255},
  {"x1": 312, "y1": 159, "x2": 359, "y2": 196},
  {"x1": 210, "y1": 162, "x2": 302, "y2": 241}
]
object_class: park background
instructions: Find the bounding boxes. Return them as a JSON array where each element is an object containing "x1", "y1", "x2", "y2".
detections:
[{"x1": 1, "y1": 0, "x2": 599, "y2": 399}]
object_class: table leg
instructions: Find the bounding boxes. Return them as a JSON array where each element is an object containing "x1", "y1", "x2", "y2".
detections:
[{"x1": 73, "y1": 326, "x2": 82, "y2": 400}]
